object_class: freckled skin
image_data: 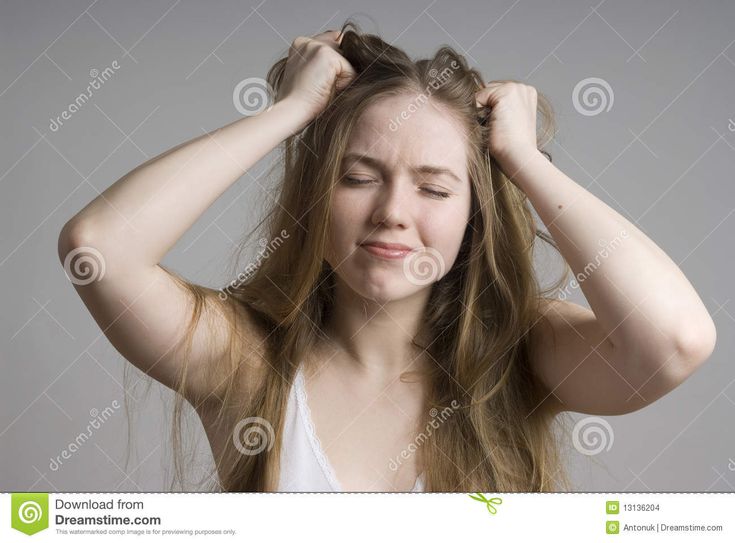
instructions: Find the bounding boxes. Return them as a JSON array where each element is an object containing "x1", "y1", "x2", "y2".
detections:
[{"x1": 325, "y1": 93, "x2": 473, "y2": 304}]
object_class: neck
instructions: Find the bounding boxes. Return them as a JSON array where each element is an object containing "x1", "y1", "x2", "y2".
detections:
[{"x1": 322, "y1": 277, "x2": 433, "y2": 381}]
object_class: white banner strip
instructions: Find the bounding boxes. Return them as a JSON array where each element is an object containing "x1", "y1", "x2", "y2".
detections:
[{"x1": 1, "y1": 492, "x2": 732, "y2": 541}]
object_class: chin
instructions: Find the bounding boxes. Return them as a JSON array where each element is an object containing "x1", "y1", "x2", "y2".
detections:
[
  {"x1": 352, "y1": 271, "x2": 427, "y2": 305},
  {"x1": 329, "y1": 251, "x2": 429, "y2": 303},
  {"x1": 358, "y1": 285, "x2": 402, "y2": 304}
]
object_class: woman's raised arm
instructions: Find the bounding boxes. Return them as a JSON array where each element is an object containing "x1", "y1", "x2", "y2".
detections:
[
  {"x1": 56, "y1": 98, "x2": 309, "y2": 407},
  {"x1": 57, "y1": 29, "x2": 355, "y2": 408}
]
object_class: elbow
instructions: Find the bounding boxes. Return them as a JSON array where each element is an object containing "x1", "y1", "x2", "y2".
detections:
[
  {"x1": 57, "y1": 219, "x2": 86, "y2": 265},
  {"x1": 672, "y1": 316, "x2": 717, "y2": 371},
  {"x1": 636, "y1": 317, "x2": 717, "y2": 389},
  {"x1": 622, "y1": 317, "x2": 717, "y2": 398},
  {"x1": 57, "y1": 218, "x2": 110, "y2": 286},
  {"x1": 57, "y1": 218, "x2": 103, "y2": 273},
  {"x1": 674, "y1": 315, "x2": 717, "y2": 382}
]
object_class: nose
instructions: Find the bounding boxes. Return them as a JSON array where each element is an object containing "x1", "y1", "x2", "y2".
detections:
[{"x1": 371, "y1": 178, "x2": 409, "y2": 229}]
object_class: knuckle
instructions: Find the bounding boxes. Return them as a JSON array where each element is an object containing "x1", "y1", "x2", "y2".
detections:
[
  {"x1": 314, "y1": 45, "x2": 335, "y2": 61},
  {"x1": 291, "y1": 36, "x2": 307, "y2": 49}
]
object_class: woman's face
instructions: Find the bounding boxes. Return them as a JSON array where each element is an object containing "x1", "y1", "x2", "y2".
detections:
[{"x1": 325, "y1": 92, "x2": 473, "y2": 304}]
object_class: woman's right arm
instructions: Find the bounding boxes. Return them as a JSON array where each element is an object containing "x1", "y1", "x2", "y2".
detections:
[
  {"x1": 58, "y1": 29, "x2": 354, "y2": 408},
  {"x1": 57, "y1": 98, "x2": 312, "y2": 407}
]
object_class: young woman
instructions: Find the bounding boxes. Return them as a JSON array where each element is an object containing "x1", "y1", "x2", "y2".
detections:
[{"x1": 57, "y1": 21, "x2": 716, "y2": 492}]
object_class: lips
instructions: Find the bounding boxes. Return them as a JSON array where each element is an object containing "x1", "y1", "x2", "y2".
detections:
[
  {"x1": 359, "y1": 241, "x2": 414, "y2": 260},
  {"x1": 360, "y1": 241, "x2": 413, "y2": 251}
]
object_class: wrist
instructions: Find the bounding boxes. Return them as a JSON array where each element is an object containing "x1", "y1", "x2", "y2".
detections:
[
  {"x1": 496, "y1": 147, "x2": 546, "y2": 180},
  {"x1": 270, "y1": 98, "x2": 316, "y2": 134}
]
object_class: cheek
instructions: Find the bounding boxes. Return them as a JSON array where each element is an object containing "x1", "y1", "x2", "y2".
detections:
[
  {"x1": 331, "y1": 188, "x2": 374, "y2": 233},
  {"x1": 419, "y1": 208, "x2": 470, "y2": 266},
  {"x1": 334, "y1": 187, "x2": 372, "y2": 214},
  {"x1": 426, "y1": 198, "x2": 469, "y2": 234},
  {"x1": 332, "y1": 190, "x2": 364, "y2": 222},
  {"x1": 326, "y1": 193, "x2": 365, "y2": 258}
]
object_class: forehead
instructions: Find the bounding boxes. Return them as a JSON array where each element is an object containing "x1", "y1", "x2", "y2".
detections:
[{"x1": 344, "y1": 93, "x2": 469, "y2": 175}]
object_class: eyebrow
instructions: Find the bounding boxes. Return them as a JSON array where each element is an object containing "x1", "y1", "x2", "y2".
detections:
[{"x1": 342, "y1": 153, "x2": 463, "y2": 184}]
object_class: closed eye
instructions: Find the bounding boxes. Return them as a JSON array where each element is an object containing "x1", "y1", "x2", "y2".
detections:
[
  {"x1": 343, "y1": 177, "x2": 451, "y2": 200},
  {"x1": 344, "y1": 176, "x2": 374, "y2": 185}
]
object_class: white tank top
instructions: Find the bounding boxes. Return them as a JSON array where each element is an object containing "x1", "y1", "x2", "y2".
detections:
[{"x1": 277, "y1": 363, "x2": 426, "y2": 492}]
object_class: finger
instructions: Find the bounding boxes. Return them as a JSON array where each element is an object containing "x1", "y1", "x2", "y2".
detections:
[
  {"x1": 312, "y1": 29, "x2": 342, "y2": 46},
  {"x1": 292, "y1": 31, "x2": 339, "y2": 55},
  {"x1": 316, "y1": 29, "x2": 341, "y2": 40},
  {"x1": 475, "y1": 84, "x2": 504, "y2": 109},
  {"x1": 334, "y1": 55, "x2": 357, "y2": 92},
  {"x1": 291, "y1": 36, "x2": 309, "y2": 50}
]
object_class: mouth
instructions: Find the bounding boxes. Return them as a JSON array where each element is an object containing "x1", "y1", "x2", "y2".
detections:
[{"x1": 359, "y1": 242, "x2": 413, "y2": 260}]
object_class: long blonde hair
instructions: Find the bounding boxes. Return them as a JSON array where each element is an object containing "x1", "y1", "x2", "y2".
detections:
[{"x1": 128, "y1": 19, "x2": 574, "y2": 492}]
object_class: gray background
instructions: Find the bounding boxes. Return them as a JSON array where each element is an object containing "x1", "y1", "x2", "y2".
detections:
[{"x1": 1, "y1": 0, "x2": 733, "y2": 492}]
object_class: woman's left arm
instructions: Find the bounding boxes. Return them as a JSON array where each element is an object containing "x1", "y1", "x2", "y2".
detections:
[{"x1": 477, "y1": 81, "x2": 717, "y2": 416}]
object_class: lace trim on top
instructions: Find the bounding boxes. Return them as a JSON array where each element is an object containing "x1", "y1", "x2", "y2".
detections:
[
  {"x1": 293, "y1": 364, "x2": 425, "y2": 492},
  {"x1": 293, "y1": 364, "x2": 343, "y2": 491}
]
